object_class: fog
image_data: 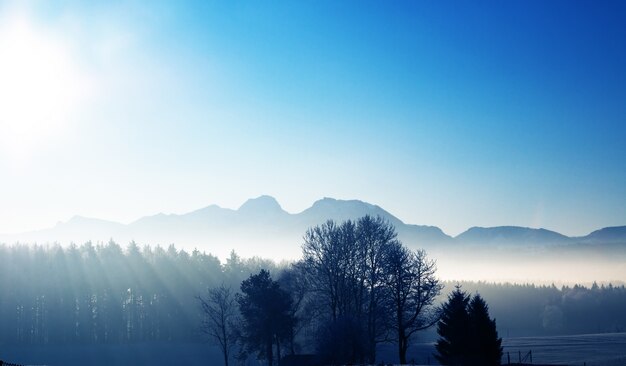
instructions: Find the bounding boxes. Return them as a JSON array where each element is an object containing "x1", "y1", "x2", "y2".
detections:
[
  {"x1": 1, "y1": 196, "x2": 624, "y2": 285},
  {"x1": 0, "y1": 211, "x2": 624, "y2": 365}
]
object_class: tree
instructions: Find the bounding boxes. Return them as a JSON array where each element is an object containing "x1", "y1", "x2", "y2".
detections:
[
  {"x1": 197, "y1": 284, "x2": 238, "y2": 366},
  {"x1": 385, "y1": 244, "x2": 442, "y2": 364},
  {"x1": 302, "y1": 219, "x2": 358, "y2": 323},
  {"x1": 435, "y1": 288, "x2": 503, "y2": 366},
  {"x1": 356, "y1": 215, "x2": 399, "y2": 362},
  {"x1": 315, "y1": 315, "x2": 367, "y2": 365},
  {"x1": 277, "y1": 261, "x2": 311, "y2": 355},
  {"x1": 237, "y1": 270, "x2": 295, "y2": 366},
  {"x1": 435, "y1": 287, "x2": 471, "y2": 365},
  {"x1": 301, "y1": 216, "x2": 401, "y2": 363},
  {"x1": 467, "y1": 294, "x2": 502, "y2": 365},
  {"x1": 302, "y1": 216, "x2": 442, "y2": 364}
]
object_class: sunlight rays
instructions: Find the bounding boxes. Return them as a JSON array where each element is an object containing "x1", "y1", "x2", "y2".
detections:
[{"x1": 0, "y1": 10, "x2": 91, "y2": 161}]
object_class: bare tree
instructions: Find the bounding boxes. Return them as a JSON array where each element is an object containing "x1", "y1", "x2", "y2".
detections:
[
  {"x1": 302, "y1": 219, "x2": 368, "y2": 363},
  {"x1": 302, "y1": 219, "x2": 351, "y2": 322},
  {"x1": 384, "y1": 244, "x2": 443, "y2": 364},
  {"x1": 301, "y1": 216, "x2": 401, "y2": 363},
  {"x1": 278, "y1": 261, "x2": 312, "y2": 355},
  {"x1": 197, "y1": 284, "x2": 238, "y2": 366},
  {"x1": 356, "y1": 215, "x2": 399, "y2": 362}
]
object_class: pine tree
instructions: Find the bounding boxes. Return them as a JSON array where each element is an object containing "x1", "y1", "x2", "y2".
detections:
[
  {"x1": 467, "y1": 294, "x2": 502, "y2": 366},
  {"x1": 435, "y1": 289, "x2": 503, "y2": 366},
  {"x1": 435, "y1": 286, "x2": 470, "y2": 365}
]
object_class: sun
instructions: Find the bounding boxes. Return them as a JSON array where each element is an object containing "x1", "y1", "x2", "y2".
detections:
[{"x1": 0, "y1": 12, "x2": 89, "y2": 160}]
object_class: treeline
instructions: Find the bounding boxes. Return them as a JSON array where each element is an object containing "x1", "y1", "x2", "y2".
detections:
[
  {"x1": 0, "y1": 240, "x2": 280, "y2": 345},
  {"x1": 0, "y1": 225, "x2": 624, "y2": 351},
  {"x1": 456, "y1": 281, "x2": 626, "y2": 336},
  {"x1": 0, "y1": 216, "x2": 443, "y2": 365}
]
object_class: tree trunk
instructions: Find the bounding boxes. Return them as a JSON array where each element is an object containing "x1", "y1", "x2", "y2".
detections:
[
  {"x1": 399, "y1": 336, "x2": 408, "y2": 365},
  {"x1": 398, "y1": 315, "x2": 407, "y2": 364},
  {"x1": 289, "y1": 328, "x2": 296, "y2": 355},
  {"x1": 267, "y1": 339, "x2": 274, "y2": 366},
  {"x1": 223, "y1": 348, "x2": 229, "y2": 366},
  {"x1": 368, "y1": 294, "x2": 377, "y2": 363},
  {"x1": 222, "y1": 322, "x2": 229, "y2": 366}
]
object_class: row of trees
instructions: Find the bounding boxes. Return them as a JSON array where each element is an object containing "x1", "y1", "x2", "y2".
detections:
[
  {"x1": 200, "y1": 216, "x2": 444, "y2": 365},
  {"x1": 0, "y1": 240, "x2": 278, "y2": 345},
  {"x1": 1, "y1": 219, "x2": 624, "y2": 363},
  {"x1": 455, "y1": 281, "x2": 626, "y2": 336}
]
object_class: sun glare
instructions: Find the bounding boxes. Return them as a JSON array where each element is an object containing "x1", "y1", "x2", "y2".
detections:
[{"x1": 0, "y1": 13, "x2": 89, "y2": 160}]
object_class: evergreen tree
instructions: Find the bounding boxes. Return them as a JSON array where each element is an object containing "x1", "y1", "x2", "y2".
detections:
[
  {"x1": 467, "y1": 294, "x2": 502, "y2": 366},
  {"x1": 237, "y1": 269, "x2": 295, "y2": 366},
  {"x1": 435, "y1": 288, "x2": 503, "y2": 366},
  {"x1": 435, "y1": 287, "x2": 471, "y2": 365}
]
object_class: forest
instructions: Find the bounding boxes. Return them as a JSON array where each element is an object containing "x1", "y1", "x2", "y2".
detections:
[{"x1": 0, "y1": 216, "x2": 625, "y2": 363}]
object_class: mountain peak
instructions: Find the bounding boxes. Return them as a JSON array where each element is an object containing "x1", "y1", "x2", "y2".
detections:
[
  {"x1": 63, "y1": 215, "x2": 118, "y2": 226},
  {"x1": 582, "y1": 225, "x2": 626, "y2": 243},
  {"x1": 310, "y1": 197, "x2": 370, "y2": 209},
  {"x1": 238, "y1": 195, "x2": 284, "y2": 213},
  {"x1": 456, "y1": 226, "x2": 570, "y2": 244},
  {"x1": 304, "y1": 197, "x2": 401, "y2": 224}
]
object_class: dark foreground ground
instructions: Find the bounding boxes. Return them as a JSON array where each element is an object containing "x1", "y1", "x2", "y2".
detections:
[{"x1": 2, "y1": 332, "x2": 625, "y2": 366}]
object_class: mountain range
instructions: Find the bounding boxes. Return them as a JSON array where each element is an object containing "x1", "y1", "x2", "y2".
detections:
[{"x1": 1, "y1": 195, "x2": 624, "y2": 260}]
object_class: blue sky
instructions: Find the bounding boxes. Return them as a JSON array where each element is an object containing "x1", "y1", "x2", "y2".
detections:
[{"x1": 0, "y1": 0, "x2": 625, "y2": 236}]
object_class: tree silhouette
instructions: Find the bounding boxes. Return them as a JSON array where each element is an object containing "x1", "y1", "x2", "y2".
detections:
[
  {"x1": 237, "y1": 270, "x2": 295, "y2": 366},
  {"x1": 315, "y1": 315, "x2": 367, "y2": 365},
  {"x1": 435, "y1": 287, "x2": 471, "y2": 365},
  {"x1": 301, "y1": 216, "x2": 449, "y2": 364},
  {"x1": 356, "y1": 215, "x2": 399, "y2": 362},
  {"x1": 436, "y1": 288, "x2": 503, "y2": 366},
  {"x1": 301, "y1": 216, "x2": 403, "y2": 363},
  {"x1": 385, "y1": 243, "x2": 442, "y2": 364},
  {"x1": 198, "y1": 284, "x2": 238, "y2": 366},
  {"x1": 467, "y1": 294, "x2": 502, "y2": 365},
  {"x1": 277, "y1": 262, "x2": 311, "y2": 355}
]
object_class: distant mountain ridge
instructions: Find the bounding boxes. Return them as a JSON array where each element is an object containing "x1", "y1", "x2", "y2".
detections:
[
  {"x1": 456, "y1": 226, "x2": 571, "y2": 245},
  {"x1": 577, "y1": 226, "x2": 626, "y2": 243},
  {"x1": 0, "y1": 196, "x2": 624, "y2": 260}
]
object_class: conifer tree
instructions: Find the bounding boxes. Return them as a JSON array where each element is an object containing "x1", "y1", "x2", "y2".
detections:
[
  {"x1": 435, "y1": 288, "x2": 503, "y2": 366},
  {"x1": 467, "y1": 294, "x2": 502, "y2": 365},
  {"x1": 237, "y1": 270, "x2": 295, "y2": 366},
  {"x1": 435, "y1": 287, "x2": 470, "y2": 365}
]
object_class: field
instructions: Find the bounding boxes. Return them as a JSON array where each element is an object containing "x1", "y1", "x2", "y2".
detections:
[
  {"x1": 377, "y1": 332, "x2": 626, "y2": 366},
  {"x1": 3, "y1": 332, "x2": 625, "y2": 366},
  {"x1": 500, "y1": 333, "x2": 626, "y2": 365},
  {"x1": 0, "y1": 333, "x2": 626, "y2": 366}
]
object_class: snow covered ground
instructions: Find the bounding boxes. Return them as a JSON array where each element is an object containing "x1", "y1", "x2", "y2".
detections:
[
  {"x1": 2, "y1": 332, "x2": 625, "y2": 366},
  {"x1": 378, "y1": 332, "x2": 626, "y2": 365},
  {"x1": 501, "y1": 332, "x2": 626, "y2": 365}
]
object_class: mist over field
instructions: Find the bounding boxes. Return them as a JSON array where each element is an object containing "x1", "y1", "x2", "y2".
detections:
[
  {"x1": 3, "y1": 196, "x2": 624, "y2": 284},
  {"x1": 1, "y1": 199, "x2": 625, "y2": 365}
]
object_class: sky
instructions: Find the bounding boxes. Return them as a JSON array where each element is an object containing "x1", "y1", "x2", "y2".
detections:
[{"x1": 0, "y1": 0, "x2": 625, "y2": 237}]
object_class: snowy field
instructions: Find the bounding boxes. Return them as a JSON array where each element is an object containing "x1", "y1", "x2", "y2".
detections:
[
  {"x1": 501, "y1": 332, "x2": 626, "y2": 365},
  {"x1": 2, "y1": 332, "x2": 625, "y2": 366},
  {"x1": 377, "y1": 332, "x2": 626, "y2": 366}
]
